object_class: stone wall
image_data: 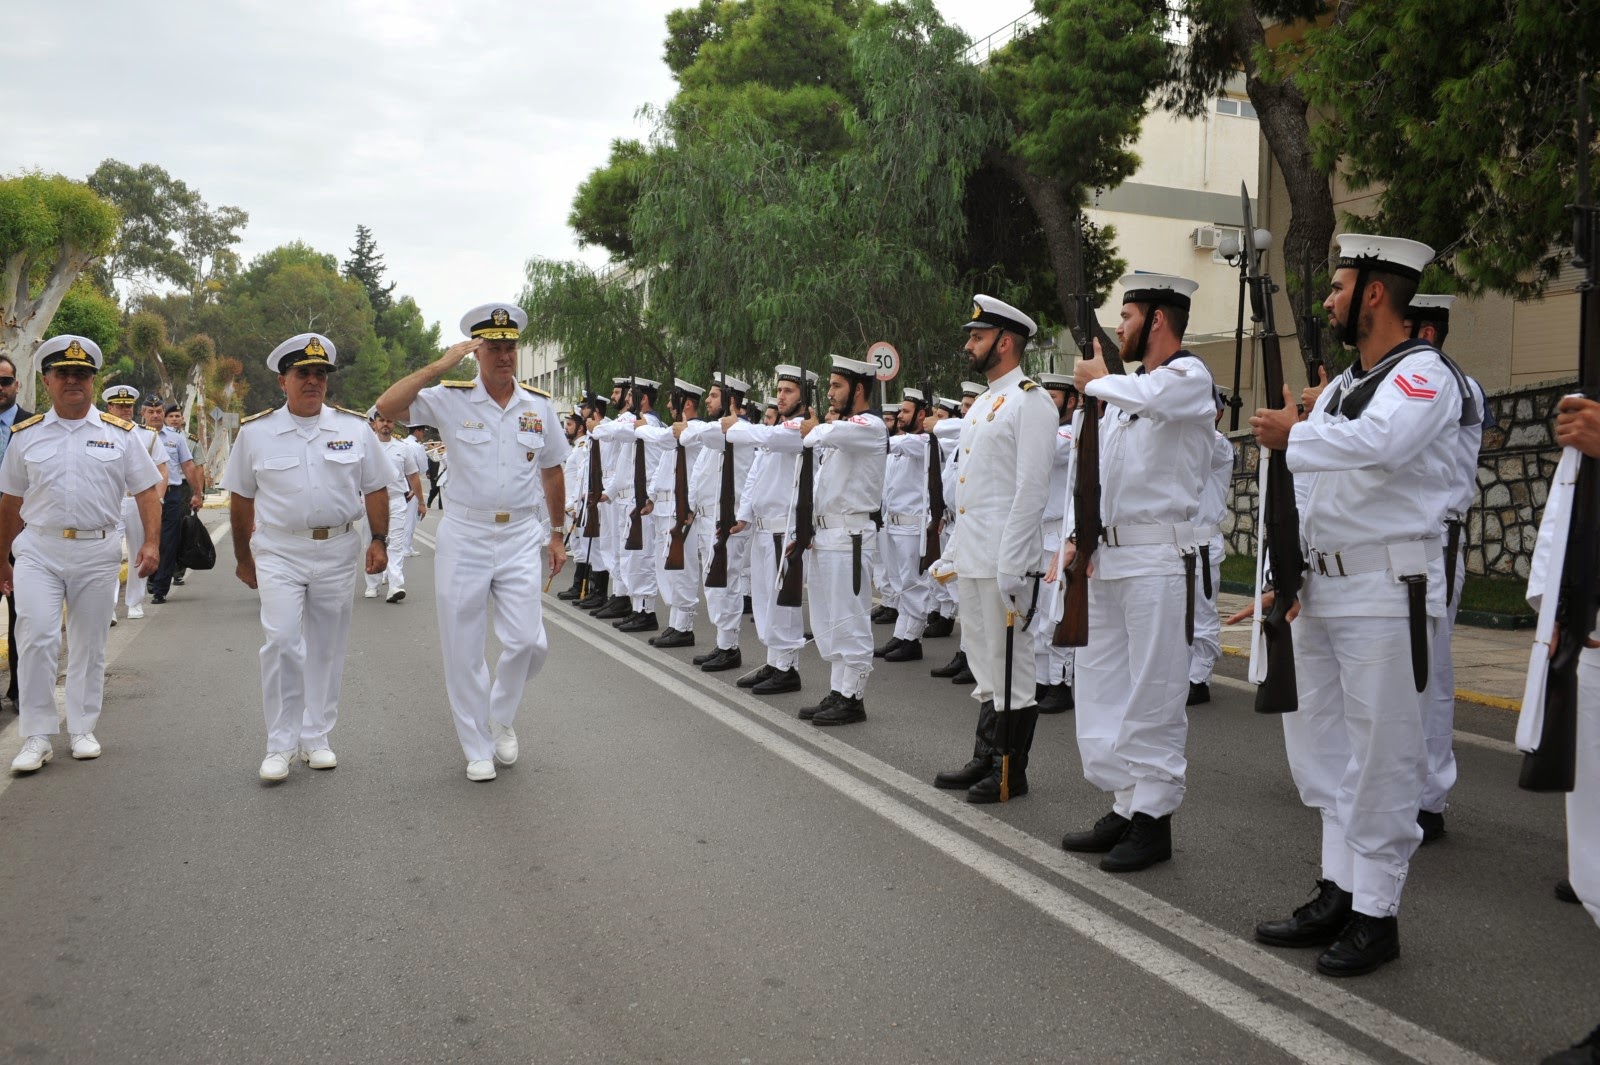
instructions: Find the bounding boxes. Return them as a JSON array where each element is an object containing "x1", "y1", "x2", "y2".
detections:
[{"x1": 1222, "y1": 376, "x2": 1576, "y2": 580}]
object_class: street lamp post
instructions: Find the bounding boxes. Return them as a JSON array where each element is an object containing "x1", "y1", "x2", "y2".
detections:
[{"x1": 1219, "y1": 225, "x2": 1273, "y2": 431}]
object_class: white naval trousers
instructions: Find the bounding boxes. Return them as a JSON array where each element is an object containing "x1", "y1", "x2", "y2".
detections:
[
  {"x1": 620, "y1": 503, "x2": 658, "y2": 611},
  {"x1": 957, "y1": 576, "x2": 1041, "y2": 713},
  {"x1": 1033, "y1": 541, "x2": 1074, "y2": 687},
  {"x1": 15, "y1": 528, "x2": 121, "y2": 739},
  {"x1": 252, "y1": 527, "x2": 360, "y2": 754},
  {"x1": 884, "y1": 530, "x2": 932, "y2": 642},
  {"x1": 603, "y1": 500, "x2": 628, "y2": 592},
  {"x1": 1569, "y1": 648, "x2": 1600, "y2": 927},
  {"x1": 402, "y1": 493, "x2": 419, "y2": 554},
  {"x1": 749, "y1": 528, "x2": 804, "y2": 671},
  {"x1": 433, "y1": 512, "x2": 550, "y2": 763},
  {"x1": 809, "y1": 531, "x2": 875, "y2": 697},
  {"x1": 696, "y1": 520, "x2": 750, "y2": 651},
  {"x1": 365, "y1": 492, "x2": 410, "y2": 594},
  {"x1": 1074, "y1": 574, "x2": 1190, "y2": 820},
  {"x1": 1188, "y1": 535, "x2": 1225, "y2": 685},
  {"x1": 1283, "y1": 613, "x2": 1430, "y2": 918},
  {"x1": 110, "y1": 495, "x2": 150, "y2": 618},
  {"x1": 1420, "y1": 549, "x2": 1468, "y2": 814},
  {"x1": 655, "y1": 510, "x2": 699, "y2": 632},
  {"x1": 873, "y1": 527, "x2": 895, "y2": 610}
]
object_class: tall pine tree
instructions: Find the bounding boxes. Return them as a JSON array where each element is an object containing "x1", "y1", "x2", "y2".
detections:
[{"x1": 343, "y1": 224, "x2": 396, "y2": 316}]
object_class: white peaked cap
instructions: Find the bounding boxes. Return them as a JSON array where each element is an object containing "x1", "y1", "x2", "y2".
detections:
[{"x1": 1335, "y1": 234, "x2": 1434, "y2": 279}]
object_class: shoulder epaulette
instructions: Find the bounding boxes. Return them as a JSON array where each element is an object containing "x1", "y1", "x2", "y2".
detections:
[
  {"x1": 518, "y1": 382, "x2": 552, "y2": 398},
  {"x1": 11, "y1": 414, "x2": 44, "y2": 434},
  {"x1": 1019, "y1": 378, "x2": 1038, "y2": 392},
  {"x1": 442, "y1": 380, "x2": 475, "y2": 389},
  {"x1": 241, "y1": 408, "x2": 275, "y2": 425},
  {"x1": 332, "y1": 404, "x2": 368, "y2": 418},
  {"x1": 100, "y1": 413, "x2": 134, "y2": 431}
]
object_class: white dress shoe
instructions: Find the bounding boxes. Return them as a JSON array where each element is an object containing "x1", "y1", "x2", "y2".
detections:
[
  {"x1": 386, "y1": 587, "x2": 406, "y2": 603},
  {"x1": 466, "y1": 759, "x2": 497, "y2": 782},
  {"x1": 491, "y1": 724, "x2": 519, "y2": 766},
  {"x1": 363, "y1": 587, "x2": 379, "y2": 599},
  {"x1": 11, "y1": 736, "x2": 52, "y2": 773},
  {"x1": 126, "y1": 604, "x2": 145, "y2": 619},
  {"x1": 70, "y1": 732, "x2": 102, "y2": 759},
  {"x1": 300, "y1": 746, "x2": 337, "y2": 770},
  {"x1": 259, "y1": 750, "x2": 295, "y2": 781}
]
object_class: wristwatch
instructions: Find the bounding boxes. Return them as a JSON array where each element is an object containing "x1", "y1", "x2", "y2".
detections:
[
  {"x1": 551, "y1": 525, "x2": 569, "y2": 538},
  {"x1": 371, "y1": 533, "x2": 388, "y2": 545}
]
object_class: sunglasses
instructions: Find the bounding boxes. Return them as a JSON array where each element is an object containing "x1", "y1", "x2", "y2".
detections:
[{"x1": 0, "y1": 377, "x2": 15, "y2": 387}]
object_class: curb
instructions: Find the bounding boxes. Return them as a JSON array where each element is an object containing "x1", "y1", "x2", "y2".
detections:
[{"x1": 1219, "y1": 580, "x2": 1534, "y2": 631}]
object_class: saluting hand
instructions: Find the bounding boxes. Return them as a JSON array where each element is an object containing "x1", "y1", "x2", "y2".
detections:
[
  {"x1": 436, "y1": 339, "x2": 481, "y2": 374},
  {"x1": 1555, "y1": 396, "x2": 1600, "y2": 459}
]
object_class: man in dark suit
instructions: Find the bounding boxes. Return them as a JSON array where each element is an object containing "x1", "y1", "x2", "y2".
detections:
[{"x1": 0, "y1": 355, "x2": 29, "y2": 713}]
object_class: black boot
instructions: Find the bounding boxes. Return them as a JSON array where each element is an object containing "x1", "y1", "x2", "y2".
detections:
[
  {"x1": 930, "y1": 651, "x2": 968, "y2": 678},
  {"x1": 799, "y1": 691, "x2": 841, "y2": 721},
  {"x1": 1255, "y1": 880, "x2": 1355, "y2": 948},
  {"x1": 1417, "y1": 809, "x2": 1445, "y2": 844},
  {"x1": 967, "y1": 707, "x2": 1037, "y2": 804},
  {"x1": 618, "y1": 610, "x2": 659, "y2": 632},
  {"x1": 743, "y1": 595, "x2": 753, "y2": 615},
  {"x1": 737, "y1": 664, "x2": 777, "y2": 689},
  {"x1": 650, "y1": 627, "x2": 694, "y2": 648},
  {"x1": 752, "y1": 667, "x2": 802, "y2": 695},
  {"x1": 1061, "y1": 811, "x2": 1130, "y2": 853},
  {"x1": 1186, "y1": 681, "x2": 1211, "y2": 706},
  {"x1": 933, "y1": 700, "x2": 996, "y2": 789},
  {"x1": 923, "y1": 612, "x2": 954, "y2": 639},
  {"x1": 700, "y1": 647, "x2": 742, "y2": 672},
  {"x1": 951, "y1": 663, "x2": 976, "y2": 685},
  {"x1": 1099, "y1": 812, "x2": 1172, "y2": 872},
  {"x1": 1541, "y1": 1023, "x2": 1600, "y2": 1065},
  {"x1": 874, "y1": 637, "x2": 904, "y2": 659},
  {"x1": 885, "y1": 638, "x2": 922, "y2": 662},
  {"x1": 575, "y1": 571, "x2": 609, "y2": 610},
  {"x1": 812, "y1": 693, "x2": 865, "y2": 726},
  {"x1": 1037, "y1": 683, "x2": 1073, "y2": 714},
  {"x1": 872, "y1": 606, "x2": 899, "y2": 626},
  {"x1": 557, "y1": 563, "x2": 588, "y2": 601},
  {"x1": 592, "y1": 595, "x2": 632, "y2": 620},
  {"x1": 1557, "y1": 878, "x2": 1582, "y2": 904},
  {"x1": 1316, "y1": 913, "x2": 1400, "y2": 977}
]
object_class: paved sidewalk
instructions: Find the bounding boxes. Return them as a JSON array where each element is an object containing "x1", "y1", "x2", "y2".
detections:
[{"x1": 1216, "y1": 591, "x2": 1530, "y2": 712}]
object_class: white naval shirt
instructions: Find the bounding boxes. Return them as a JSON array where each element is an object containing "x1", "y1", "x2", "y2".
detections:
[
  {"x1": 803, "y1": 412, "x2": 888, "y2": 539},
  {"x1": 948, "y1": 367, "x2": 1058, "y2": 580},
  {"x1": 223, "y1": 406, "x2": 392, "y2": 529},
  {"x1": 407, "y1": 379, "x2": 571, "y2": 513},
  {"x1": 883, "y1": 433, "x2": 931, "y2": 524},
  {"x1": 377, "y1": 435, "x2": 422, "y2": 501},
  {"x1": 729, "y1": 421, "x2": 802, "y2": 526},
  {"x1": 1289, "y1": 340, "x2": 1463, "y2": 619},
  {"x1": 592, "y1": 411, "x2": 659, "y2": 500},
  {"x1": 683, "y1": 419, "x2": 755, "y2": 519},
  {"x1": 563, "y1": 435, "x2": 590, "y2": 518},
  {"x1": 130, "y1": 423, "x2": 168, "y2": 489},
  {"x1": 0, "y1": 409, "x2": 163, "y2": 530},
  {"x1": 1041, "y1": 419, "x2": 1074, "y2": 527},
  {"x1": 1198, "y1": 429, "x2": 1234, "y2": 534}
]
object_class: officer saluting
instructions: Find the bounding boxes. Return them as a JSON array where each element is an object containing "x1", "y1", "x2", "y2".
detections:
[
  {"x1": 376, "y1": 302, "x2": 570, "y2": 782},
  {"x1": 3, "y1": 336, "x2": 163, "y2": 774},
  {"x1": 224, "y1": 334, "x2": 392, "y2": 782}
]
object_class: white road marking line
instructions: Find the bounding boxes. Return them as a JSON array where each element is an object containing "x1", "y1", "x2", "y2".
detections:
[
  {"x1": 1209, "y1": 674, "x2": 1520, "y2": 755},
  {"x1": 546, "y1": 607, "x2": 1493, "y2": 1065}
]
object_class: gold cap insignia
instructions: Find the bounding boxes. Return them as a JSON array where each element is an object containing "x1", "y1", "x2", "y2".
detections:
[
  {"x1": 64, "y1": 340, "x2": 91, "y2": 362},
  {"x1": 303, "y1": 337, "x2": 327, "y2": 359},
  {"x1": 970, "y1": 302, "x2": 982, "y2": 321},
  {"x1": 491, "y1": 308, "x2": 511, "y2": 327}
]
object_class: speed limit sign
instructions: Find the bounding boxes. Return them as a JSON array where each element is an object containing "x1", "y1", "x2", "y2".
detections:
[{"x1": 868, "y1": 341, "x2": 900, "y2": 382}]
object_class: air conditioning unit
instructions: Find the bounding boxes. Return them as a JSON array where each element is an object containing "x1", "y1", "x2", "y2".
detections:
[{"x1": 1191, "y1": 225, "x2": 1222, "y2": 250}]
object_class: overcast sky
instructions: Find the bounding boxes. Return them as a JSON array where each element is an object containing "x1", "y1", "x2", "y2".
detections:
[{"x1": 2, "y1": 0, "x2": 1028, "y2": 342}]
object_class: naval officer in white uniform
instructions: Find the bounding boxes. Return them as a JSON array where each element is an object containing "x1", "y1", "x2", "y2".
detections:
[
  {"x1": 3, "y1": 336, "x2": 163, "y2": 774},
  {"x1": 224, "y1": 333, "x2": 392, "y2": 782},
  {"x1": 377, "y1": 302, "x2": 570, "y2": 782},
  {"x1": 101, "y1": 384, "x2": 167, "y2": 622}
]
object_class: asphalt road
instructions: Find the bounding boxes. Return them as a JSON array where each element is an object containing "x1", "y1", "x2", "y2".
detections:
[{"x1": 0, "y1": 512, "x2": 1595, "y2": 1065}]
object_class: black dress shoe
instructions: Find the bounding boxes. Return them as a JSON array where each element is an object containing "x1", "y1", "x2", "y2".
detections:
[
  {"x1": 1557, "y1": 878, "x2": 1581, "y2": 904},
  {"x1": 592, "y1": 595, "x2": 631, "y2": 619},
  {"x1": 1061, "y1": 811, "x2": 1131, "y2": 853},
  {"x1": 1100, "y1": 812, "x2": 1171, "y2": 872},
  {"x1": 1255, "y1": 880, "x2": 1355, "y2": 948},
  {"x1": 934, "y1": 755, "x2": 992, "y2": 790},
  {"x1": 151, "y1": 595, "x2": 167, "y2": 605},
  {"x1": 923, "y1": 612, "x2": 954, "y2": 639},
  {"x1": 1186, "y1": 681, "x2": 1211, "y2": 706},
  {"x1": 1540, "y1": 1023, "x2": 1600, "y2": 1065},
  {"x1": 1417, "y1": 809, "x2": 1445, "y2": 844},
  {"x1": 651, "y1": 627, "x2": 695, "y2": 649},
  {"x1": 872, "y1": 606, "x2": 898, "y2": 626},
  {"x1": 617, "y1": 611, "x2": 659, "y2": 632},
  {"x1": 951, "y1": 666, "x2": 975, "y2": 685},
  {"x1": 884, "y1": 638, "x2": 922, "y2": 662},
  {"x1": 1036, "y1": 683, "x2": 1073, "y2": 714},
  {"x1": 873, "y1": 637, "x2": 904, "y2": 659},
  {"x1": 172, "y1": 575, "x2": 185, "y2": 586},
  {"x1": 869, "y1": 604, "x2": 889, "y2": 623},
  {"x1": 737, "y1": 664, "x2": 777, "y2": 689},
  {"x1": 700, "y1": 647, "x2": 742, "y2": 672},
  {"x1": 799, "y1": 691, "x2": 842, "y2": 721},
  {"x1": 1316, "y1": 913, "x2": 1399, "y2": 977},
  {"x1": 930, "y1": 651, "x2": 968, "y2": 678},
  {"x1": 811, "y1": 694, "x2": 865, "y2": 726},
  {"x1": 752, "y1": 668, "x2": 802, "y2": 695},
  {"x1": 743, "y1": 595, "x2": 753, "y2": 615}
]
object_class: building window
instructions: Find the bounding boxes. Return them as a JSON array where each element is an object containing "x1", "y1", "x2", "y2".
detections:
[{"x1": 1217, "y1": 97, "x2": 1257, "y2": 120}]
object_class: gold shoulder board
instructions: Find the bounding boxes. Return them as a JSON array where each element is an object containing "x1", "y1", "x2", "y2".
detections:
[
  {"x1": 332, "y1": 404, "x2": 368, "y2": 418},
  {"x1": 241, "y1": 408, "x2": 276, "y2": 425},
  {"x1": 101, "y1": 413, "x2": 135, "y2": 431},
  {"x1": 518, "y1": 382, "x2": 552, "y2": 398},
  {"x1": 11, "y1": 414, "x2": 44, "y2": 434},
  {"x1": 442, "y1": 380, "x2": 475, "y2": 389},
  {"x1": 1019, "y1": 379, "x2": 1038, "y2": 392}
]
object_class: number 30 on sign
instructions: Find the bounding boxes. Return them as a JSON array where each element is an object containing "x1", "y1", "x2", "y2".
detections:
[{"x1": 868, "y1": 341, "x2": 900, "y2": 382}]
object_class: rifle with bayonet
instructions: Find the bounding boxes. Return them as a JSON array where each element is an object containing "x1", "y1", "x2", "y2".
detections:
[
  {"x1": 1519, "y1": 78, "x2": 1598, "y2": 793},
  {"x1": 666, "y1": 373, "x2": 693, "y2": 571},
  {"x1": 1242, "y1": 181, "x2": 1303, "y2": 715},
  {"x1": 582, "y1": 369, "x2": 603, "y2": 541},
  {"x1": 1300, "y1": 249, "x2": 1329, "y2": 389},
  {"x1": 705, "y1": 363, "x2": 737, "y2": 588},
  {"x1": 624, "y1": 375, "x2": 645, "y2": 552},
  {"x1": 1054, "y1": 281, "x2": 1104, "y2": 648},
  {"x1": 777, "y1": 352, "x2": 817, "y2": 609},
  {"x1": 920, "y1": 369, "x2": 944, "y2": 574}
]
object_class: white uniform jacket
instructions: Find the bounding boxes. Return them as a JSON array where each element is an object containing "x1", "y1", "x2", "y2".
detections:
[
  {"x1": 948, "y1": 367, "x2": 1058, "y2": 580},
  {"x1": 222, "y1": 406, "x2": 391, "y2": 527},
  {"x1": 406, "y1": 380, "x2": 570, "y2": 512},
  {"x1": 730, "y1": 421, "x2": 802, "y2": 528},
  {"x1": 803, "y1": 412, "x2": 888, "y2": 543},
  {"x1": 0, "y1": 409, "x2": 162, "y2": 526}
]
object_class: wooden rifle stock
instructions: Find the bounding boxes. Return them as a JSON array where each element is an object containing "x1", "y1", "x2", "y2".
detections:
[
  {"x1": 920, "y1": 429, "x2": 945, "y2": 573},
  {"x1": 624, "y1": 434, "x2": 645, "y2": 551},
  {"x1": 665, "y1": 440, "x2": 691, "y2": 570},
  {"x1": 582, "y1": 435, "x2": 603, "y2": 539},
  {"x1": 705, "y1": 439, "x2": 735, "y2": 588},
  {"x1": 1054, "y1": 285, "x2": 1105, "y2": 647},
  {"x1": 777, "y1": 448, "x2": 814, "y2": 608}
]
